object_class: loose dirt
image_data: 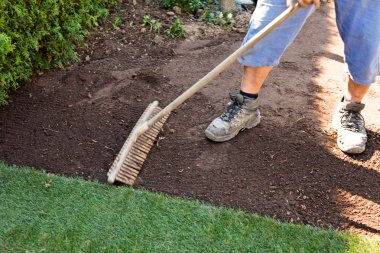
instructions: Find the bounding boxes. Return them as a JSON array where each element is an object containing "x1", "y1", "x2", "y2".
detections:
[{"x1": 1, "y1": 2, "x2": 379, "y2": 236}]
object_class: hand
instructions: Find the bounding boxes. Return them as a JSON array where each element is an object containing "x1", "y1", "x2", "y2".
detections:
[{"x1": 287, "y1": 0, "x2": 321, "y2": 8}]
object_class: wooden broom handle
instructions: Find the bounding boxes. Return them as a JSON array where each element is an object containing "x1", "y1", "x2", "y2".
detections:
[
  {"x1": 143, "y1": 3, "x2": 301, "y2": 131},
  {"x1": 108, "y1": 4, "x2": 302, "y2": 184}
]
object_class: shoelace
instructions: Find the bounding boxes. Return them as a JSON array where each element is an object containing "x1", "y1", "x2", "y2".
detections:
[
  {"x1": 220, "y1": 99, "x2": 242, "y2": 122},
  {"x1": 340, "y1": 110, "x2": 365, "y2": 132}
]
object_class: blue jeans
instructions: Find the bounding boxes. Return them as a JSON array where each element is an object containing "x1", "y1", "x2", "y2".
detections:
[{"x1": 238, "y1": 0, "x2": 380, "y2": 85}]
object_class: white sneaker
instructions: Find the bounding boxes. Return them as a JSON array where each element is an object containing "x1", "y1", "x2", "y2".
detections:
[{"x1": 332, "y1": 99, "x2": 367, "y2": 154}]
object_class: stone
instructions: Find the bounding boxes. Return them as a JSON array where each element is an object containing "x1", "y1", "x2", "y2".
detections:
[
  {"x1": 219, "y1": 0, "x2": 237, "y2": 12},
  {"x1": 173, "y1": 6, "x2": 182, "y2": 15},
  {"x1": 196, "y1": 8, "x2": 205, "y2": 17},
  {"x1": 154, "y1": 35, "x2": 164, "y2": 44}
]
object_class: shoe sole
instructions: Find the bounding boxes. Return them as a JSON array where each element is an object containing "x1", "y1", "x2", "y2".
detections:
[{"x1": 205, "y1": 117, "x2": 260, "y2": 142}]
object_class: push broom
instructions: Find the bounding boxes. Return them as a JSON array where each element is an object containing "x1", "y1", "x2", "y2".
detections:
[{"x1": 107, "y1": 3, "x2": 301, "y2": 185}]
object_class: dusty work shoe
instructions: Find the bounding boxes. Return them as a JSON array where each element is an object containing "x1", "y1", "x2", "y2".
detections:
[
  {"x1": 205, "y1": 91, "x2": 260, "y2": 142},
  {"x1": 332, "y1": 100, "x2": 367, "y2": 154}
]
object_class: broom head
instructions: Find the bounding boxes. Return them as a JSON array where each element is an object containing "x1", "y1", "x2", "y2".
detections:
[{"x1": 107, "y1": 101, "x2": 169, "y2": 185}]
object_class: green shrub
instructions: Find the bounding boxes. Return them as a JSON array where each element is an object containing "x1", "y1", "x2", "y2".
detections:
[
  {"x1": 0, "y1": 0, "x2": 117, "y2": 106},
  {"x1": 166, "y1": 18, "x2": 186, "y2": 38}
]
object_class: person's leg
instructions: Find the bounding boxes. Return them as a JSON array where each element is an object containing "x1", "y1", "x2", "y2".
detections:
[
  {"x1": 335, "y1": 0, "x2": 380, "y2": 87},
  {"x1": 333, "y1": 0, "x2": 380, "y2": 154},
  {"x1": 205, "y1": 0, "x2": 315, "y2": 142},
  {"x1": 240, "y1": 66, "x2": 273, "y2": 94},
  {"x1": 332, "y1": 0, "x2": 380, "y2": 154},
  {"x1": 344, "y1": 77, "x2": 370, "y2": 103}
]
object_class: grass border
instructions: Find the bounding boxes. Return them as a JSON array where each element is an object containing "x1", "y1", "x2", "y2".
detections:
[{"x1": 1, "y1": 162, "x2": 379, "y2": 252}]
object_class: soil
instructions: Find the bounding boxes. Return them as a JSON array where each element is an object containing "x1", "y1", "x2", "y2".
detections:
[{"x1": 1, "y1": 2, "x2": 379, "y2": 237}]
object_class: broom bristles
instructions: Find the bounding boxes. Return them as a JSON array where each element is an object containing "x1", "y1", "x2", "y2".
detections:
[{"x1": 107, "y1": 102, "x2": 169, "y2": 185}]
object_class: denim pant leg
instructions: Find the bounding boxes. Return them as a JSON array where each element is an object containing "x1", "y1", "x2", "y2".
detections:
[
  {"x1": 335, "y1": 0, "x2": 380, "y2": 85},
  {"x1": 238, "y1": 0, "x2": 315, "y2": 67}
]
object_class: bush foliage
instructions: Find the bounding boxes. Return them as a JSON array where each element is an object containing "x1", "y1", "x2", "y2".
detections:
[
  {"x1": 0, "y1": 0, "x2": 117, "y2": 105},
  {"x1": 159, "y1": 0, "x2": 205, "y2": 13}
]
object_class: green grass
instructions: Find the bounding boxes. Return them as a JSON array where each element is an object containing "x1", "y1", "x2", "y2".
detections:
[{"x1": 0, "y1": 163, "x2": 379, "y2": 252}]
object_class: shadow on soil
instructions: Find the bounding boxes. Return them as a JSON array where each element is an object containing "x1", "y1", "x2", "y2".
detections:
[{"x1": 137, "y1": 4, "x2": 380, "y2": 237}]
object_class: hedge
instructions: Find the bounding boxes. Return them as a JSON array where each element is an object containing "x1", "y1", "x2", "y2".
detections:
[{"x1": 0, "y1": 0, "x2": 117, "y2": 106}]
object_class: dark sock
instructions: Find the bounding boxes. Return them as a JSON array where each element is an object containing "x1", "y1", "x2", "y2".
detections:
[
  {"x1": 342, "y1": 96, "x2": 351, "y2": 102},
  {"x1": 240, "y1": 90, "x2": 258, "y2": 100}
]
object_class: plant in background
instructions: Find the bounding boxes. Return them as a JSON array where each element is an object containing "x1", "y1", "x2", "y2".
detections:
[
  {"x1": 202, "y1": 9, "x2": 235, "y2": 27},
  {"x1": 153, "y1": 21, "x2": 162, "y2": 34},
  {"x1": 165, "y1": 18, "x2": 186, "y2": 39},
  {"x1": 202, "y1": 10, "x2": 215, "y2": 22},
  {"x1": 187, "y1": 0, "x2": 204, "y2": 12},
  {"x1": 142, "y1": 14, "x2": 153, "y2": 27},
  {"x1": 142, "y1": 14, "x2": 162, "y2": 34},
  {"x1": 142, "y1": 14, "x2": 185, "y2": 38},
  {"x1": 159, "y1": 0, "x2": 205, "y2": 13},
  {"x1": 111, "y1": 16, "x2": 122, "y2": 29}
]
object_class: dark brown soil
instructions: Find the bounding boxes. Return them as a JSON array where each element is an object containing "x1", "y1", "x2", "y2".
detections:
[{"x1": 1, "y1": 2, "x2": 379, "y2": 236}]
